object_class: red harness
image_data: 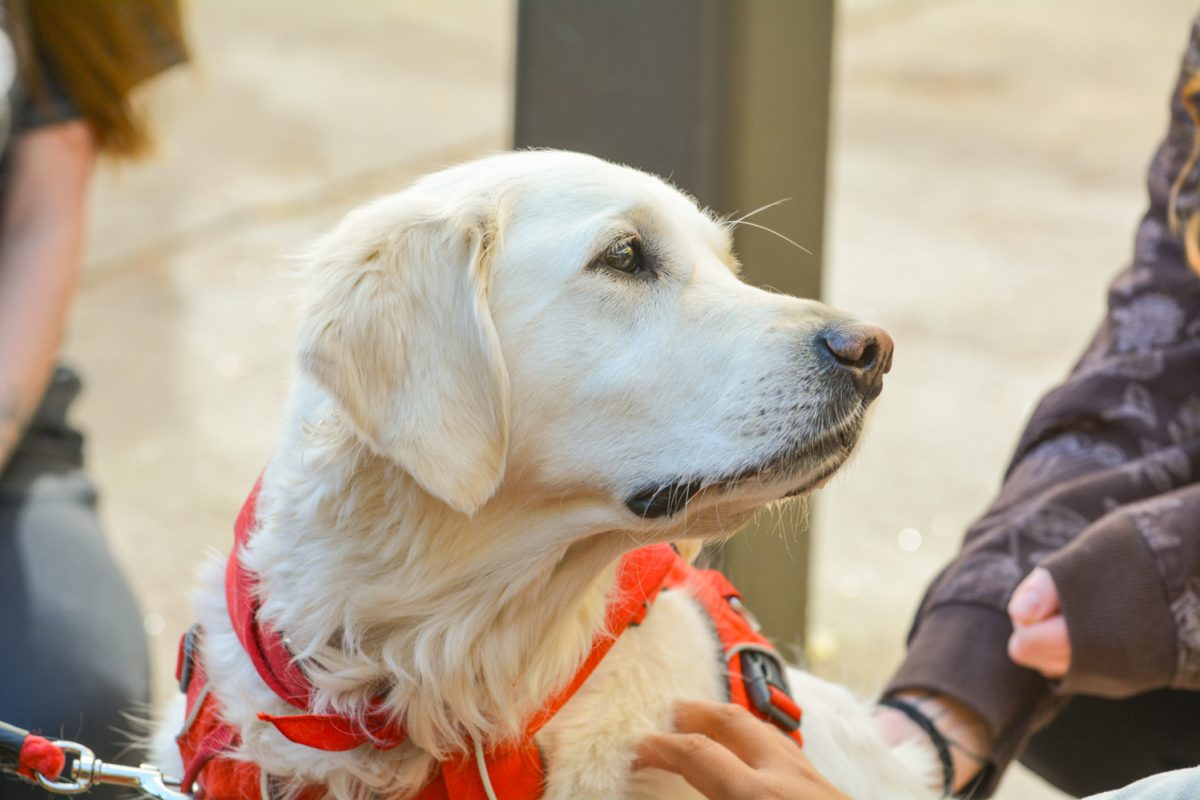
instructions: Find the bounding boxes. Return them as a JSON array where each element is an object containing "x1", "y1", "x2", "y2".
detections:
[{"x1": 176, "y1": 481, "x2": 803, "y2": 799}]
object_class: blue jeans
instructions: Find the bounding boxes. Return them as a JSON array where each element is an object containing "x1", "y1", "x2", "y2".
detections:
[{"x1": 0, "y1": 369, "x2": 149, "y2": 799}]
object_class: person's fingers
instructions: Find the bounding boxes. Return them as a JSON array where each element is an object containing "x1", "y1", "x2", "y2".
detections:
[
  {"x1": 1008, "y1": 567, "x2": 1060, "y2": 624},
  {"x1": 634, "y1": 731, "x2": 764, "y2": 800},
  {"x1": 671, "y1": 699, "x2": 793, "y2": 768},
  {"x1": 636, "y1": 701, "x2": 852, "y2": 800},
  {"x1": 1008, "y1": 614, "x2": 1070, "y2": 677}
]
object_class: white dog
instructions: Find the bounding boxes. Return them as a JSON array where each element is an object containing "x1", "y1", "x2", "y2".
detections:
[{"x1": 154, "y1": 151, "x2": 936, "y2": 800}]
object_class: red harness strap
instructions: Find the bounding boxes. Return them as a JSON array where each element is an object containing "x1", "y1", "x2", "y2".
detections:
[
  {"x1": 176, "y1": 482, "x2": 802, "y2": 799},
  {"x1": 663, "y1": 560, "x2": 803, "y2": 746},
  {"x1": 226, "y1": 478, "x2": 409, "y2": 751},
  {"x1": 176, "y1": 640, "x2": 262, "y2": 800}
]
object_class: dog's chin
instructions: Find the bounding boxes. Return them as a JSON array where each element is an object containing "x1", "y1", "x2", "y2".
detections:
[{"x1": 624, "y1": 414, "x2": 864, "y2": 521}]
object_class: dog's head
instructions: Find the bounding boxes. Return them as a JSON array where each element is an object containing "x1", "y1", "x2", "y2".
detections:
[{"x1": 297, "y1": 151, "x2": 891, "y2": 535}]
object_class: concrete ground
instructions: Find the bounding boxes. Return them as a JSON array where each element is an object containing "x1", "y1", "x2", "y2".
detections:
[{"x1": 61, "y1": 1, "x2": 1198, "y2": 797}]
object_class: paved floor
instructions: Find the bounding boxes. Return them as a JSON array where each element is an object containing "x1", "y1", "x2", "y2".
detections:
[{"x1": 61, "y1": 1, "x2": 1199, "y2": 796}]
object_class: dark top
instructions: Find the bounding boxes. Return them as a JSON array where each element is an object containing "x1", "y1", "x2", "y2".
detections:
[
  {"x1": 0, "y1": 0, "x2": 77, "y2": 191},
  {"x1": 887, "y1": 15, "x2": 1200, "y2": 795}
]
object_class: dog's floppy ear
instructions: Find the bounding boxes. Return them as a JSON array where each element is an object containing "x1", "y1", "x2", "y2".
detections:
[{"x1": 297, "y1": 195, "x2": 510, "y2": 516}]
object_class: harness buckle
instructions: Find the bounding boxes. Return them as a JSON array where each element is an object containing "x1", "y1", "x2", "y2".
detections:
[
  {"x1": 739, "y1": 648, "x2": 801, "y2": 733},
  {"x1": 177, "y1": 624, "x2": 202, "y2": 694}
]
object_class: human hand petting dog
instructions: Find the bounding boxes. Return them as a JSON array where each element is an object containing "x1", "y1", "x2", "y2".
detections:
[
  {"x1": 1007, "y1": 567, "x2": 1071, "y2": 679},
  {"x1": 634, "y1": 700, "x2": 849, "y2": 800},
  {"x1": 628, "y1": 572, "x2": 1065, "y2": 800}
]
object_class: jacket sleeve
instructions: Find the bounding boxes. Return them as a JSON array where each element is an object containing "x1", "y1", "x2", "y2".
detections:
[
  {"x1": 887, "y1": 16, "x2": 1200, "y2": 794},
  {"x1": 1087, "y1": 767, "x2": 1200, "y2": 800},
  {"x1": 1042, "y1": 486, "x2": 1200, "y2": 698}
]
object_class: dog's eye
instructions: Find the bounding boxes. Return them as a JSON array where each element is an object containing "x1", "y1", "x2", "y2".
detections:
[{"x1": 599, "y1": 238, "x2": 642, "y2": 275}]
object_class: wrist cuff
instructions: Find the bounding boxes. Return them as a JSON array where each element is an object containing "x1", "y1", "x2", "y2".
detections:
[{"x1": 1043, "y1": 515, "x2": 1177, "y2": 696}]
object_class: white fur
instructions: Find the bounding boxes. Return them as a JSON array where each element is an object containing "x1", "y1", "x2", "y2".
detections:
[{"x1": 155, "y1": 151, "x2": 936, "y2": 799}]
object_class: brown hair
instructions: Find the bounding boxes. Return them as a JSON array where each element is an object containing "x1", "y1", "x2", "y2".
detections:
[
  {"x1": 1170, "y1": 71, "x2": 1200, "y2": 276},
  {"x1": 10, "y1": 0, "x2": 188, "y2": 158}
]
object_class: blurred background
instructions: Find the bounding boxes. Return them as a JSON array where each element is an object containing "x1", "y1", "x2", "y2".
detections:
[{"x1": 61, "y1": 1, "x2": 1199, "y2": 797}]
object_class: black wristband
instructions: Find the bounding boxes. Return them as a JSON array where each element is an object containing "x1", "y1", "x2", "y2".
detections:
[{"x1": 878, "y1": 696, "x2": 955, "y2": 798}]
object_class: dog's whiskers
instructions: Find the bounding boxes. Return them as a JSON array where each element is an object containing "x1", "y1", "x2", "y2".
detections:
[
  {"x1": 727, "y1": 219, "x2": 813, "y2": 256},
  {"x1": 725, "y1": 197, "x2": 792, "y2": 227}
]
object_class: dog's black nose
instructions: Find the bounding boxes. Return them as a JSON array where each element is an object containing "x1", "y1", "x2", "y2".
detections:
[{"x1": 819, "y1": 323, "x2": 894, "y2": 401}]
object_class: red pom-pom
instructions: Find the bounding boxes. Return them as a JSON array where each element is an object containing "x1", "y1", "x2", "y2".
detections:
[{"x1": 17, "y1": 735, "x2": 65, "y2": 781}]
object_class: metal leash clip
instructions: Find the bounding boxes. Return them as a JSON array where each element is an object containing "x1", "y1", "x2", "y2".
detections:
[{"x1": 35, "y1": 740, "x2": 191, "y2": 799}]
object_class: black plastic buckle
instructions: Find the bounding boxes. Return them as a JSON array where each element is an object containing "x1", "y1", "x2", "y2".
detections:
[
  {"x1": 178, "y1": 623, "x2": 201, "y2": 693},
  {"x1": 740, "y1": 649, "x2": 801, "y2": 732}
]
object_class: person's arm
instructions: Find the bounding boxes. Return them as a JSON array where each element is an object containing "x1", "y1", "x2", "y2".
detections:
[
  {"x1": 879, "y1": 17, "x2": 1200, "y2": 794},
  {"x1": 875, "y1": 690, "x2": 993, "y2": 794},
  {"x1": 0, "y1": 120, "x2": 97, "y2": 470},
  {"x1": 639, "y1": 704, "x2": 1200, "y2": 800}
]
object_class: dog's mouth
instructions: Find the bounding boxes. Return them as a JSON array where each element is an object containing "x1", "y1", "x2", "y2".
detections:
[{"x1": 624, "y1": 414, "x2": 862, "y2": 519}]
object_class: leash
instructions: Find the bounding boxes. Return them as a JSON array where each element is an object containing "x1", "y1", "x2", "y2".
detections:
[{"x1": 0, "y1": 720, "x2": 190, "y2": 799}]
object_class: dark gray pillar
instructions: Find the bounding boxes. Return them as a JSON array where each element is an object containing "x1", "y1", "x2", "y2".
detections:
[{"x1": 514, "y1": 0, "x2": 835, "y2": 650}]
